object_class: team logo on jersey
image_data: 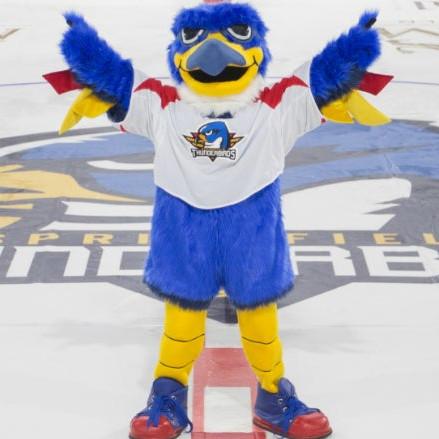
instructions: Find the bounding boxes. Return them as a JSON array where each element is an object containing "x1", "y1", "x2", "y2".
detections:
[{"x1": 183, "y1": 121, "x2": 244, "y2": 162}]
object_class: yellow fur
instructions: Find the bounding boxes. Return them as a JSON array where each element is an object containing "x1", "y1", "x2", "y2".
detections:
[
  {"x1": 154, "y1": 302, "x2": 284, "y2": 392},
  {"x1": 321, "y1": 90, "x2": 391, "y2": 126},
  {"x1": 237, "y1": 303, "x2": 284, "y2": 393},
  {"x1": 59, "y1": 88, "x2": 114, "y2": 134},
  {"x1": 154, "y1": 302, "x2": 207, "y2": 385}
]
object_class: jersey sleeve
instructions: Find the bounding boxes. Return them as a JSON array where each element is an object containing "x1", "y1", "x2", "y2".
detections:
[
  {"x1": 259, "y1": 62, "x2": 322, "y2": 155},
  {"x1": 112, "y1": 69, "x2": 179, "y2": 142}
]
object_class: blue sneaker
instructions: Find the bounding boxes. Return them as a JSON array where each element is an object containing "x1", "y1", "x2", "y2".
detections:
[
  {"x1": 129, "y1": 377, "x2": 193, "y2": 439},
  {"x1": 253, "y1": 378, "x2": 332, "y2": 439}
]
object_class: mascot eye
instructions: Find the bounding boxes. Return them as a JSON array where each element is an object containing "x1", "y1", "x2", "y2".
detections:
[
  {"x1": 181, "y1": 28, "x2": 204, "y2": 44},
  {"x1": 205, "y1": 130, "x2": 213, "y2": 136},
  {"x1": 227, "y1": 25, "x2": 252, "y2": 41}
]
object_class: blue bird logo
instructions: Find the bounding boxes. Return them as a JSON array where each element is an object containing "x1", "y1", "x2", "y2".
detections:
[{"x1": 183, "y1": 121, "x2": 244, "y2": 161}]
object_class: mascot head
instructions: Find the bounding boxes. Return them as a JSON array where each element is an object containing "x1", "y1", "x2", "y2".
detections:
[{"x1": 168, "y1": 1, "x2": 271, "y2": 97}]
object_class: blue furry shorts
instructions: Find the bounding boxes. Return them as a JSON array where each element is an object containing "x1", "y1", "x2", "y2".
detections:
[{"x1": 144, "y1": 178, "x2": 294, "y2": 310}]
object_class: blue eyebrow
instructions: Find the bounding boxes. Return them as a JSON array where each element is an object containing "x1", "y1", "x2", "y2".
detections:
[{"x1": 171, "y1": 3, "x2": 268, "y2": 36}]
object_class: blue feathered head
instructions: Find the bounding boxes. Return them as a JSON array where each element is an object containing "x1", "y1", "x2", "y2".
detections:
[{"x1": 167, "y1": 2, "x2": 271, "y2": 97}]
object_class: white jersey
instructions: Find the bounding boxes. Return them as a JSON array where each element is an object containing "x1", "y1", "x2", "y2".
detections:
[{"x1": 117, "y1": 63, "x2": 322, "y2": 209}]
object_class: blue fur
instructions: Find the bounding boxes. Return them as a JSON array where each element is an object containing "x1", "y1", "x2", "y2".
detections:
[
  {"x1": 60, "y1": 12, "x2": 133, "y2": 121},
  {"x1": 145, "y1": 179, "x2": 293, "y2": 310},
  {"x1": 310, "y1": 11, "x2": 381, "y2": 108},
  {"x1": 167, "y1": 3, "x2": 271, "y2": 84}
]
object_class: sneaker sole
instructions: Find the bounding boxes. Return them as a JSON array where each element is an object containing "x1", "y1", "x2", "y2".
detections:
[
  {"x1": 129, "y1": 429, "x2": 184, "y2": 439},
  {"x1": 253, "y1": 417, "x2": 333, "y2": 439}
]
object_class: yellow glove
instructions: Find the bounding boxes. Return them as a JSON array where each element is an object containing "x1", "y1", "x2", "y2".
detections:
[
  {"x1": 59, "y1": 88, "x2": 114, "y2": 135},
  {"x1": 322, "y1": 90, "x2": 391, "y2": 126}
]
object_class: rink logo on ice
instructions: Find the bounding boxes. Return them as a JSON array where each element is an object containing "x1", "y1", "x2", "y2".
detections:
[
  {"x1": 1, "y1": 120, "x2": 439, "y2": 308},
  {"x1": 1, "y1": 240, "x2": 439, "y2": 280},
  {"x1": 183, "y1": 121, "x2": 244, "y2": 161}
]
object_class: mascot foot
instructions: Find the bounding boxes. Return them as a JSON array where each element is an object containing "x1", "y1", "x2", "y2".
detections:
[
  {"x1": 129, "y1": 378, "x2": 192, "y2": 439},
  {"x1": 253, "y1": 378, "x2": 332, "y2": 439}
]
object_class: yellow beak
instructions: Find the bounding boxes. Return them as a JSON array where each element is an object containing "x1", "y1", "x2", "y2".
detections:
[{"x1": 174, "y1": 33, "x2": 264, "y2": 97}]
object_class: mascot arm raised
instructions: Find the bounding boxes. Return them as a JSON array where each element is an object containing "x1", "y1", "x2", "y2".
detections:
[
  {"x1": 60, "y1": 12, "x2": 134, "y2": 123},
  {"x1": 310, "y1": 11, "x2": 381, "y2": 109},
  {"x1": 270, "y1": 10, "x2": 390, "y2": 141}
]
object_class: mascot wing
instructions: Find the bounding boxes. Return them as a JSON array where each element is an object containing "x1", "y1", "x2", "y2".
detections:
[
  {"x1": 43, "y1": 69, "x2": 117, "y2": 135},
  {"x1": 43, "y1": 12, "x2": 134, "y2": 135},
  {"x1": 311, "y1": 11, "x2": 394, "y2": 126}
]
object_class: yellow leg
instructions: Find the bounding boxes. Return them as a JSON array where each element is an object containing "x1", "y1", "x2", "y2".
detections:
[
  {"x1": 154, "y1": 302, "x2": 207, "y2": 385},
  {"x1": 237, "y1": 303, "x2": 284, "y2": 393}
]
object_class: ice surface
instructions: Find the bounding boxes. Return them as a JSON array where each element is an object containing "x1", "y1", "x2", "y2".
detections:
[{"x1": 1, "y1": 1, "x2": 439, "y2": 438}]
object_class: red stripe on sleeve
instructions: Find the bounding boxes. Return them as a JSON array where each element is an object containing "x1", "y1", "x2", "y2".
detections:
[
  {"x1": 358, "y1": 72, "x2": 394, "y2": 96},
  {"x1": 258, "y1": 75, "x2": 308, "y2": 109},
  {"x1": 134, "y1": 78, "x2": 180, "y2": 109},
  {"x1": 43, "y1": 69, "x2": 82, "y2": 95}
]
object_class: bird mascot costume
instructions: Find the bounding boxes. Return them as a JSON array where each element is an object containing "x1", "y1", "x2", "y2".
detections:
[{"x1": 44, "y1": 1, "x2": 392, "y2": 438}]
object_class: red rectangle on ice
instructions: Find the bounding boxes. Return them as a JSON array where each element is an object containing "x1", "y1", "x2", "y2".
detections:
[{"x1": 192, "y1": 348, "x2": 266, "y2": 438}]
